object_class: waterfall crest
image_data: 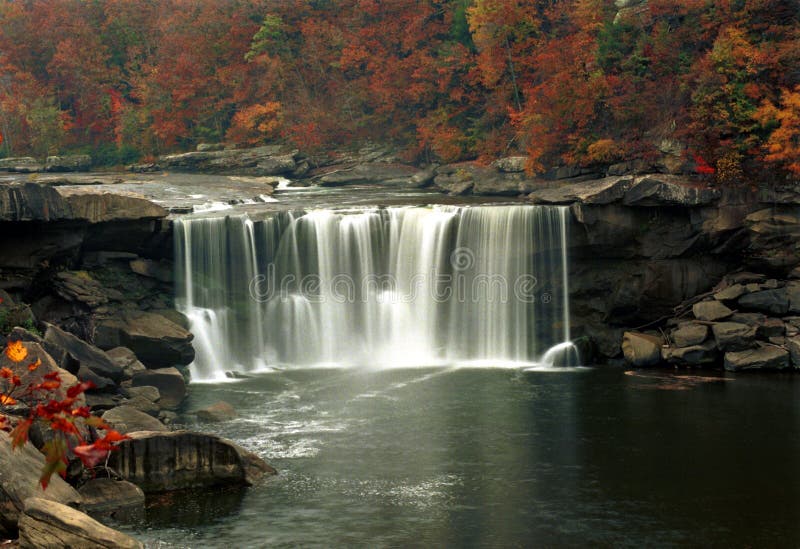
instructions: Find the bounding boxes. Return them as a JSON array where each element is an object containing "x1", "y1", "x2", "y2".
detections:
[{"x1": 175, "y1": 205, "x2": 576, "y2": 380}]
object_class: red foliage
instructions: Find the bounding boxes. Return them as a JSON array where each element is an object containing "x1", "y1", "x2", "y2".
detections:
[{"x1": 1, "y1": 339, "x2": 129, "y2": 489}]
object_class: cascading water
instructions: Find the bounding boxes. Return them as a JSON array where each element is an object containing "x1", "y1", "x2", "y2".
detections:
[{"x1": 175, "y1": 205, "x2": 578, "y2": 380}]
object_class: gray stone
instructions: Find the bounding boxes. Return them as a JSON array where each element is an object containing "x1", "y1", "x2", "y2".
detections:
[
  {"x1": 622, "y1": 331, "x2": 663, "y2": 366},
  {"x1": 692, "y1": 300, "x2": 733, "y2": 321},
  {"x1": 131, "y1": 367, "x2": 186, "y2": 409},
  {"x1": 672, "y1": 323, "x2": 708, "y2": 347},
  {"x1": 43, "y1": 323, "x2": 124, "y2": 382},
  {"x1": 711, "y1": 322, "x2": 757, "y2": 351},
  {"x1": 129, "y1": 258, "x2": 173, "y2": 283},
  {"x1": 18, "y1": 497, "x2": 142, "y2": 549},
  {"x1": 787, "y1": 281, "x2": 800, "y2": 313},
  {"x1": 724, "y1": 345, "x2": 790, "y2": 372},
  {"x1": 196, "y1": 143, "x2": 224, "y2": 152},
  {"x1": 662, "y1": 340, "x2": 718, "y2": 366},
  {"x1": 738, "y1": 288, "x2": 789, "y2": 315},
  {"x1": 158, "y1": 145, "x2": 297, "y2": 176},
  {"x1": 622, "y1": 175, "x2": 720, "y2": 207},
  {"x1": 196, "y1": 401, "x2": 237, "y2": 423},
  {"x1": 51, "y1": 272, "x2": 109, "y2": 309},
  {"x1": 714, "y1": 283, "x2": 747, "y2": 301},
  {"x1": 491, "y1": 156, "x2": 528, "y2": 173},
  {"x1": 0, "y1": 432, "x2": 82, "y2": 536},
  {"x1": 45, "y1": 154, "x2": 92, "y2": 172},
  {"x1": 786, "y1": 336, "x2": 800, "y2": 368},
  {"x1": 759, "y1": 318, "x2": 785, "y2": 339},
  {"x1": 78, "y1": 479, "x2": 145, "y2": 522},
  {"x1": 730, "y1": 312, "x2": 767, "y2": 327},
  {"x1": 55, "y1": 187, "x2": 167, "y2": 223},
  {"x1": 126, "y1": 385, "x2": 160, "y2": 403},
  {"x1": 0, "y1": 157, "x2": 43, "y2": 172},
  {"x1": 528, "y1": 176, "x2": 633, "y2": 205},
  {"x1": 109, "y1": 431, "x2": 276, "y2": 493},
  {"x1": 119, "y1": 395, "x2": 161, "y2": 417},
  {"x1": 105, "y1": 347, "x2": 146, "y2": 379},
  {"x1": 102, "y1": 406, "x2": 167, "y2": 433}
]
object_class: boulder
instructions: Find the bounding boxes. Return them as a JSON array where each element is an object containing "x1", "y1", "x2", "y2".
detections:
[
  {"x1": 118, "y1": 395, "x2": 160, "y2": 417},
  {"x1": 738, "y1": 288, "x2": 789, "y2": 315},
  {"x1": 692, "y1": 300, "x2": 733, "y2": 321},
  {"x1": 758, "y1": 318, "x2": 785, "y2": 339},
  {"x1": 43, "y1": 323, "x2": 124, "y2": 382},
  {"x1": 196, "y1": 401, "x2": 237, "y2": 423},
  {"x1": 622, "y1": 175, "x2": 720, "y2": 207},
  {"x1": 711, "y1": 322, "x2": 757, "y2": 351},
  {"x1": 621, "y1": 331, "x2": 663, "y2": 366},
  {"x1": 714, "y1": 283, "x2": 747, "y2": 301},
  {"x1": 94, "y1": 311, "x2": 194, "y2": 368},
  {"x1": 45, "y1": 155, "x2": 92, "y2": 172},
  {"x1": 77, "y1": 478, "x2": 144, "y2": 522},
  {"x1": 105, "y1": 347, "x2": 146, "y2": 379},
  {"x1": 196, "y1": 143, "x2": 224, "y2": 152},
  {"x1": 724, "y1": 345, "x2": 790, "y2": 372},
  {"x1": 125, "y1": 385, "x2": 160, "y2": 403},
  {"x1": 18, "y1": 497, "x2": 142, "y2": 549},
  {"x1": 0, "y1": 433, "x2": 82, "y2": 536},
  {"x1": 131, "y1": 367, "x2": 186, "y2": 409},
  {"x1": 787, "y1": 281, "x2": 800, "y2": 313},
  {"x1": 662, "y1": 340, "x2": 718, "y2": 366},
  {"x1": 102, "y1": 406, "x2": 167, "y2": 433},
  {"x1": 671, "y1": 323, "x2": 708, "y2": 347},
  {"x1": 108, "y1": 431, "x2": 276, "y2": 492}
]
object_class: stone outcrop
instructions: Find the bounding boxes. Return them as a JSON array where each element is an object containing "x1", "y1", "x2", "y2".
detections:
[
  {"x1": 315, "y1": 163, "x2": 421, "y2": 186},
  {"x1": 109, "y1": 431, "x2": 276, "y2": 493},
  {"x1": 18, "y1": 497, "x2": 142, "y2": 549},
  {"x1": 45, "y1": 155, "x2": 92, "y2": 172},
  {"x1": 0, "y1": 433, "x2": 82, "y2": 537},
  {"x1": 433, "y1": 162, "x2": 538, "y2": 196},
  {"x1": 155, "y1": 145, "x2": 299, "y2": 176}
]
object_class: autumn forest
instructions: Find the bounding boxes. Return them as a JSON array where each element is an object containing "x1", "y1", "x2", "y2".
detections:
[{"x1": 0, "y1": 0, "x2": 798, "y2": 178}]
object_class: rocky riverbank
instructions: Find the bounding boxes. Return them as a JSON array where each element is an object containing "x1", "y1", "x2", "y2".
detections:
[{"x1": 0, "y1": 184, "x2": 276, "y2": 546}]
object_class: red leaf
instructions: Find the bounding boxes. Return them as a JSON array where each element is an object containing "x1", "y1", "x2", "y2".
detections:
[
  {"x1": 73, "y1": 443, "x2": 110, "y2": 468},
  {"x1": 66, "y1": 381, "x2": 95, "y2": 398}
]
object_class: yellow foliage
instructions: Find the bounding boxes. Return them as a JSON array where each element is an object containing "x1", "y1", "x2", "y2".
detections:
[
  {"x1": 4, "y1": 340, "x2": 28, "y2": 363},
  {"x1": 586, "y1": 139, "x2": 624, "y2": 164}
]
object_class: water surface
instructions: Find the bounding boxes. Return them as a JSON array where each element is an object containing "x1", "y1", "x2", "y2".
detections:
[{"x1": 123, "y1": 367, "x2": 800, "y2": 547}]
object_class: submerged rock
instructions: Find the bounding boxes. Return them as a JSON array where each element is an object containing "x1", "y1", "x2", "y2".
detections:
[
  {"x1": 109, "y1": 431, "x2": 276, "y2": 493},
  {"x1": 18, "y1": 497, "x2": 142, "y2": 549},
  {"x1": 78, "y1": 478, "x2": 145, "y2": 522},
  {"x1": 196, "y1": 401, "x2": 237, "y2": 423}
]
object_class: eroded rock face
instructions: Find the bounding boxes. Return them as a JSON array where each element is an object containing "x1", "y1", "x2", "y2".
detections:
[
  {"x1": 18, "y1": 497, "x2": 142, "y2": 549},
  {"x1": 108, "y1": 431, "x2": 276, "y2": 493},
  {"x1": 0, "y1": 433, "x2": 82, "y2": 536}
]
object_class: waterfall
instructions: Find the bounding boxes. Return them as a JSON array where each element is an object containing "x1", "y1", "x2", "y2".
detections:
[{"x1": 175, "y1": 205, "x2": 578, "y2": 380}]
